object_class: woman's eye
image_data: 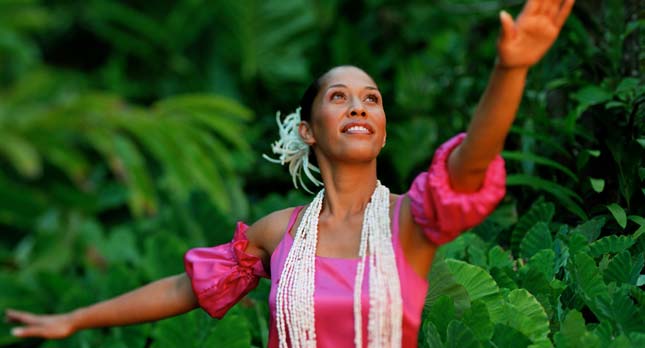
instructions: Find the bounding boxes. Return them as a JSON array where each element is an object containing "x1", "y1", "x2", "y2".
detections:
[
  {"x1": 331, "y1": 92, "x2": 345, "y2": 101},
  {"x1": 365, "y1": 94, "x2": 379, "y2": 103}
]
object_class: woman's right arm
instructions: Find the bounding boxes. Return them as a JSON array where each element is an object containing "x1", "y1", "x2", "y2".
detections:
[{"x1": 6, "y1": 273, "x2": 198, "y2": 339}]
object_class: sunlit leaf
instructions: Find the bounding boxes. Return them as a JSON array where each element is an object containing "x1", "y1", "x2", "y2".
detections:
[{"x1": 606, "y1": 203, "x2": 627, "y2": 229}]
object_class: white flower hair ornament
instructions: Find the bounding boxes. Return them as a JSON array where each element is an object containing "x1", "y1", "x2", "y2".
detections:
[{"x1": 263, "y1": 107, "x2": 323, "y2": 194}]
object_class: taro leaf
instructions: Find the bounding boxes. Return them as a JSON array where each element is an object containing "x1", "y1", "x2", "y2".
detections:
[
  {"x1": 462, "y1": 300, "x2": 493, "y2": 341},
  {"x1": 526, "y1": 249, "x2": 556, "y2": 280},
  {"x1": 511, "y1": 200, "x2": 555, "y2": 256},
  {"x1": 428, "y1": 296, "x2": 455, "y2": 342},
  {"x1": 567, "y1": 233, "x2": 591, "y2": 255},
  {"x1": 571, "y1": 216, "x2": 606, "y2": 243},
  {"x1": 594, "y1": 288, "x2": 639, "y2": 334},
  {"x1": 488, "y1": 245, "x2": 513, "y2": 270},
  {"x1": 593, "y1": 321, "x2": 613, "y2": 347},
  {"x1": 491, "y1": 324, "x2": 532, "y2": 348},
  {"x1": 446, "y1": 260, "x2": 504, "y2": 322},
  {"x1": 589, "y1": 235, "x2": 635, "y2": 257},
  {"x1": 444, "y1": 320, "x2": 481, "y2": 348},
  {"x1": 553, "y1": 310, "x2": 601, "y2": 348},
  {"x1": 420, "y1": 320, "x2": 444, "y2": 348},
  {"x1": 472, "y1": 219, "x2": 501, "y2": 243},
  {"x1": 568, "y1": 252, "x2": 607, "y2": 307},
  {"x1": 603, "y1": 250, "x2": 643, "y2": 285},
  {"x1": 504, "y1": 289, "x2": 551, "y2": 347},
  {"x1": 151, "y1": 309, "x2": 251, "y2": 348},
  {"x1": 520, "y1": 222, "x2": 553, "y2": 259},
  {"x1": 490, "y1": 267, "x2": 518, "y2": 290},
  {"x1": 426, "y1": 259, "x2": 470, "y2": 316},
  {"x1": 606, "y1": 203, "x2": 627, "y2": 229}
]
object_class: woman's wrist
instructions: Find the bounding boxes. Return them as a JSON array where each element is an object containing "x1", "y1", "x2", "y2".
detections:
[{"x1": 493, "y1": 58, "x2": 530, "y2": 74}]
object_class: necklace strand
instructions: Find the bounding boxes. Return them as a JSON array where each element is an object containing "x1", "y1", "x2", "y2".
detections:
[{"x1": 275, "y1": 182, "x2": 402, "y2": 348}]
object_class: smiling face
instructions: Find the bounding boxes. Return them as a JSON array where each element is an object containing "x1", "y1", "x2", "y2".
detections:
[{"x1": 299, "y1": 66, "x2": 386, "y2": 165}]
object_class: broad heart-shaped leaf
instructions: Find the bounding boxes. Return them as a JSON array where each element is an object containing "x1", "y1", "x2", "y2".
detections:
[
  {"x1": 425, "y1": 259, "x2": 471, "y2": 316},
  {"x1": 589, "y1": 235, "x2": 635, "y2": 257},
  {"x1": 594, "y1": 287, "x2": 641, "y2": 335},
  {"x1": 526, "y1": 249, "x2": 556, "y2": 280},
  {"x1": 488, "y1": 245, "x2": 514, "y2": 270},
  {"x1": 491, "y1": 323, "x2": 532, "y2": 348},
  {"x1": 511, "y1": 199, "x2": 555, "y2": 257},
  {"x1": 503, "y1": 289, "x2": 551, "y2": 348},
  {"x1": 444, "y1": 320, "x2": 482, "y2": 348},
  {"x1": 445, "y1": 260, "x2": 504, "y2": 323},
  {"x1": 568, "y1": 252, "x2": 607, "y2": 311},
  {"x1": 553, "y1": 310, "x2": 601, "y2": 348},
  {"x1": 520, "y1": 222, "x2": 553, "y2": 259},
  {"x1": 427, "y1": 295, "x2": 455, "y2": 342},
  {"x1": 604, "y1": 250, "x2": 644, "y2": 285},
  {"x1": 571, "y1": 217, "x2": 606, "y2": 243},
  {"x1": 150, "y1": 309, "x2": 251, "y2": 348},
  {"x1": 462, "y1": 300, "x2": 493, "y2": 341},
  {"x1": 419, "y1": 320, "x2": 444, "y2": 348}
]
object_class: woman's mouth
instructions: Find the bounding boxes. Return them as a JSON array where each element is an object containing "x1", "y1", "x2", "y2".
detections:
[{"x1": 341, "y1": 123, "x2": 373, "y2": 134}]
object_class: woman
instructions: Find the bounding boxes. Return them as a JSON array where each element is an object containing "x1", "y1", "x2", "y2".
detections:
[{"x1": 6, "y1": 0, "x2": 574, "y2": 347}]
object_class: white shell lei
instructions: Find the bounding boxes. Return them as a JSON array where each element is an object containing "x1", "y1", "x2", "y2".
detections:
[
  {"x1": 263, "y1": 107, "x2": 323, "y2": 193},
  {"x1": 275, "y1": 182, "x2": 403, "y2": 348}
]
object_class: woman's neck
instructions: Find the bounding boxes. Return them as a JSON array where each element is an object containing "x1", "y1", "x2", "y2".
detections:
[{"x1": 317, "y1": 160, "x2": 378, "y2": 219}]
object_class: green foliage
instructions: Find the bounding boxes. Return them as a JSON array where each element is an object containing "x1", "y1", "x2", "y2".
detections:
[{"x1": 1, "y1": 0, "x2": 643, "y2": 347}]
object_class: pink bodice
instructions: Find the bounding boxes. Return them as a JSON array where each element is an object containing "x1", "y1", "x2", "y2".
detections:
[{"x1": 267, "y1": 197, "x2": 428, "y2": 348}]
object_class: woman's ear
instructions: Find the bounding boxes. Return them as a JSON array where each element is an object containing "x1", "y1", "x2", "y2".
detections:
[{"x1": 299, "y1": 121, "x2": 316, "y2": 146}]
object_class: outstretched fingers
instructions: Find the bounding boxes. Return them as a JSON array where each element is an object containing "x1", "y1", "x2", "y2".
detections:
[
  {"x1": 5, "y1": 309, "x2": 39, "y2": 325},
  {"x1": 499, "y1": 10, "x2": 516, "y2": 41},
  {"x1": 555, "y1": 0, "x2": 575, "y2": 28}
]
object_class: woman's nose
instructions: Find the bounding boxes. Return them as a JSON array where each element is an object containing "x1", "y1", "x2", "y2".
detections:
[{"x1": 349, "y1": 98, "x2": 366, "y2": 117}]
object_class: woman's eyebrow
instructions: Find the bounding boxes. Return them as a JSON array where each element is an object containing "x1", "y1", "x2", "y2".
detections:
[{"x1": 326, "y1": 84, "x2": 379, "y2": 91}]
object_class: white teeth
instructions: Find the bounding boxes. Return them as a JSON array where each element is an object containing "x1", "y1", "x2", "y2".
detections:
[{"x1": 346, "y1": 126, "x2": 369, "y2": 133}]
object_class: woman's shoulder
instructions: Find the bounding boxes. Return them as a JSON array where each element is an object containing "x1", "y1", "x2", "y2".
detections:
[{"x1": 245, "y1": 206, "x2": 302, "y2": 257}]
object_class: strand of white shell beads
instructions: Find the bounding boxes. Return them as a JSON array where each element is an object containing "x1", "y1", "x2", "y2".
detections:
[{"x1": 275, "y1": 181, "x2": 402, "y2": 348}]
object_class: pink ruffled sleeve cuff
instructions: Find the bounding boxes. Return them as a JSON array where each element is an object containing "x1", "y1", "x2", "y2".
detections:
[
  {"x1": 408, "y1": 133, "x2": 506, "y2": 246},
  {"x1": 184, "y1": 222, "x2": 269, "y2": 319}
]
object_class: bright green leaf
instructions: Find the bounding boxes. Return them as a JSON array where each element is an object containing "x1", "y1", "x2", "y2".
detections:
[
  {"x1": 589, "y1": 177, "x2": 605, "y2": 192},
  {"x1": 606, "y1": 203, "x2": 627, "y2": 229}
]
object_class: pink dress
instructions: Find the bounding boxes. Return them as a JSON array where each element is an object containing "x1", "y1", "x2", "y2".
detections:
[{"x1": 184, "y1": 133, "x2": 506, "y2": 347}]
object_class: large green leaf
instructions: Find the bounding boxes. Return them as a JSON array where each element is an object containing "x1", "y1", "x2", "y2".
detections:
[
  {"x1": 151, "y1": 310, "x2": 251, "y2": 348},
  {"x1": 511, "y1": 199, "x2": 555, "y2": 256},
  {"x1": 553, "y1": 310, "x2": 601, "y2": 348},
  {"x1": 589, "y1": 235, "x2": 635, "y2": 257},
  {"x1": 445, "y1": 320, "x2": 481, "y2": 348},
  {"x1": 446, "y1": 259, "x2": 504, "y2": 322},
  {"x1": 520, "y1": 222, "x2": 553, "y2": 259},
  {"x1": 603, "y1": 250, "x2": 643, "y2": 285},
  {"x1": 426, "y1": 259, "x2": 471, "y2": 316},
  {"x1": 504, "y1": 289, "x2": 551, "y2": 348},
  {"x1": 568, "y1": 252, "x2": 607, "y2": 309}
]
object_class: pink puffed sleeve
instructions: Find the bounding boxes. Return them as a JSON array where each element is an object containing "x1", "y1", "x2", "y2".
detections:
[
  {"x1": 408, "y1": 133, "x2": 506, "y2": 245},
  {"x1": 184, "y1": 222, "x2": 268, "y2": 319}
]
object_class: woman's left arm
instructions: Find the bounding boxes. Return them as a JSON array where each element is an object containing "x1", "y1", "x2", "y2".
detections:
[{"x1": 449, "y1": 0, "x2": 575, "y2": 192}]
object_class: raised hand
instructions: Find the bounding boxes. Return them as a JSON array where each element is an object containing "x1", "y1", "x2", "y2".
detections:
[
  {"x1": 497, "y1": 0, "x2": 575, "y2": 68},
  {"x1": 5, "y1": 309, "x2": 76, "y2": 339}
]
